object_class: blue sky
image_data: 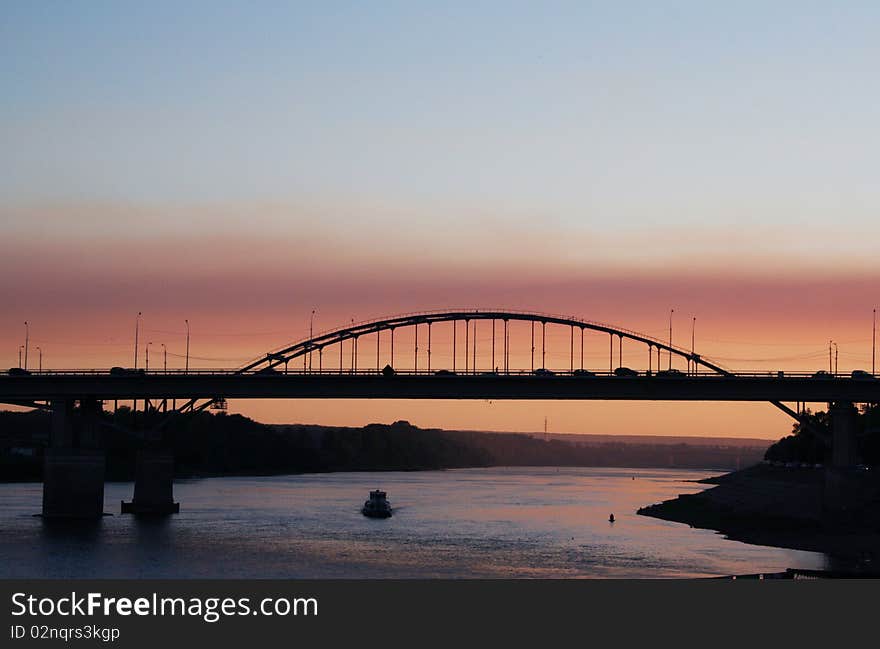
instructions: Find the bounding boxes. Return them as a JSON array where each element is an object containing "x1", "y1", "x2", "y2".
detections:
[{"x1": 3, "y1": 1, "x2": 879, "y2": 239}]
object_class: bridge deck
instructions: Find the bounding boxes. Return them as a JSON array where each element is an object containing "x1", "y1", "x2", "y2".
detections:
[{"x1": 1, "y1": 373, "x2": 878, "y2": 403}]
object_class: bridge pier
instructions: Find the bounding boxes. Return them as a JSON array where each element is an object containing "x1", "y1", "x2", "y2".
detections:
[
  {"x1": 121, "y1": 451, "x2": 179, "y2": 515},
  {"x1": 823, "y1": 401, "x2": 861, "y2": 518},
  {"x1": 42, "y1": 399, "x2": 106, "y2": 519},
  {"x1": 830, "y1": 401, "x2": 859, "y2": 468}
]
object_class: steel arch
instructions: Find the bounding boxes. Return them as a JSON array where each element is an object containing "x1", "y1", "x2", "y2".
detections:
[{"x1": 237, "y1": 309, "x2": 732, "y2": 375}]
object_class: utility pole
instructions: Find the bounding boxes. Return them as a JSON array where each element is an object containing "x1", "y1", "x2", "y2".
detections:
[
  {"x1": 134, "y1": 312, "x2": 142, "y2": 369},
  {"x1": 23, "y1": 321, "x2": 29, "y2": 371}
]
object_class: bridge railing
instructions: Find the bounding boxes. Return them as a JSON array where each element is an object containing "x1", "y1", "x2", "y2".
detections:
[{"x1": 1, "y1": 369, "x2": 870, "y2": 379}]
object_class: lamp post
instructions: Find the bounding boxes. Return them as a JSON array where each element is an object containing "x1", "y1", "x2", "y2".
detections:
[
  {"x1": 36, "y1": 346, "x2": 42, "y2": 372},
  {"x1": 309, "y1": 309, "x2": 316, "y2": 373},
  {"x1": 828, "y1": 340, "x2": 833, "y2": 374},
  {"x1": 23, "y1": 321, "x2": 29, "y2": 371},
  {"x1": 184, "y1": 319, "x2": 190, "y2": 374},
  {"x1": 161, "y1": 343, "x2": 167, "y2": 374},
  {"x1": 668, "y1": 309, "x2": 674, "y2": 370},
  {"x1": 18, "y1": 345, "x2": 23, "y2": 369},
  {"x1": 833, "y1": 341, "x2": 838, "y2": 376},
  {"x1": 146, "y1": 342, "x2": 152, "y2": 373},
  {"x1": 134, "y1": 312, "x2": 142, "y2": 369},
  {"x1": 873, "y1": 308, "x2": 876, "y2": 376}
]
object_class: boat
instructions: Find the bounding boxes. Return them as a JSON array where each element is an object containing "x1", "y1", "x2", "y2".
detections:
[
  {"x1": 608, "y1": 513, "x2": 615, "y2": 523},
  {"x1": 362, "y1": 490, "x2": 392, "y2": 518}
]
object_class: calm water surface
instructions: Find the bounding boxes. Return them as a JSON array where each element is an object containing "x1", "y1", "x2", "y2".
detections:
[{"x1": 0, "y1": 467, "x2": 827, "y2": 578}]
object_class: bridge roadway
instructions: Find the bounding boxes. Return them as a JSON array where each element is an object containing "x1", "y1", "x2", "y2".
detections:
[{"x1": 1, "y1": 371, "x2": 878, "y2": 403}]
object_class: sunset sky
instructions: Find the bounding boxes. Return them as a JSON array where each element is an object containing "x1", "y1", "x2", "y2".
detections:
[{"x1": 2, "y1": 2, "x2": 878, "y2": 438}]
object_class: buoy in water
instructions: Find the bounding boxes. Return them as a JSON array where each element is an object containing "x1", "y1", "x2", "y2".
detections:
[{"x1": 609, "y1": 514, "x2": 615, "y2": 523}]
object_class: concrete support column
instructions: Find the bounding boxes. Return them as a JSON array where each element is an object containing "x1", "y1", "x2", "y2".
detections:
[
  {"x1": 78, "y1": 398, "x2": 104, "y2": 449},
  {"x1": 42, "y1": 449, "x2": 105, "y2": 518},
  {"x1": 830, "y1": 401, "x2": 859, "y2": 468},
  {"x1": 49, "y1": 400, "x2": 74, "y2": 448},
  {"x1": 42, "y1": 399, "x2": 106, "y2": 519},
  {"x1": 121, "y1": 451, "x2": 180, "y2": 515}
]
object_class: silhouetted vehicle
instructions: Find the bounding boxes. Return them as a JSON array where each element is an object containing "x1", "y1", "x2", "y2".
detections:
[
  {"x1": 110, "y1": 367, "x2": 145, "y2": 376},
  {"x1": 255, "y1": 367, "x2": 281, "y2": 376},
  {"x1": 851, "y1": 370, "x2": 874, "y2": 380},
  {"x1": 656, "y1": 369, "x2": 684, "y2": 377},
  {"x1": 533, "y1": 368, "x2": 555, "y2": 376},
  {"x1": 614, "y1": 367, "x2": 638, "y2": 377},
  {"x1": 480, "y1": 371, "x2": 497, "y2": 376},
  {"x1": 362, "y1": 490, "x2": 392, "y2": 518},
  {"x1": 811, "y1": 370, "x2": 832, "y2": 378},
  {"x1": 382, "y1": 364, "x2": 396, "y2": 377},
  {"x1": 434, "y1": 369, "x2": 456, "y2": 376},
  {"x1": 573, "y1": 369, "x2": 595, "y2": 377},
  {"x1": 7, "y1": 367, "x2": 31, "y2": 376}
]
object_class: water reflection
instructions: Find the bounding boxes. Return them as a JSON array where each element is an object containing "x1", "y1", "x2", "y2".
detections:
[{"x1": 0, "y1": 467, "x2": 828, "y2": 578}]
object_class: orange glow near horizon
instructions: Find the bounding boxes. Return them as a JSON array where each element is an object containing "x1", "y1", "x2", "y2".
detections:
[{"x1": 2, "y1": 205, "x2": 877, "y2": 441}]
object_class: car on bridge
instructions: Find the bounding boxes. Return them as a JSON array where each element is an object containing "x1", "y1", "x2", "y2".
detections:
[
  {"x1": 533, "y1": 368, "x2": 555, "y2": 376},
  {"x1": 573, "y1": 369, "x2": 595, "y2": 377},
  {"x1": 656, "y1": 369, "x2": 685, "y2": 377},
  {"x1": 811, "y1": 370, "x2": 832, "y2": 379},
  {"x1": 613, "y1": 367, "x2": 638, "y2": 377},
  {"x1": 254, "y1": 367, "x2": 282, "y2": 376},
  {"x1": 851, "y1": 370, "x2": 875, "y2": 380},
  {"x1": 6, "y1": 367, "x2": 31, "y2": 376},
  {"x1": 434, "y1": 369, "x2": 456, "y2": 376}
]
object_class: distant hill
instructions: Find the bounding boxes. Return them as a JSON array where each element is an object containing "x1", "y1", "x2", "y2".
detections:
[
  {"x1": 1, "y1": 409, "x2": 767, "y2": 481},
  {"x1": 523, "y1": 432, "x2": 773, "y2": 449}
]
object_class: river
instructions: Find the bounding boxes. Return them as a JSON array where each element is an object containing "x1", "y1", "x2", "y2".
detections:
[{"x1": 0, "y1": 467, "x2": 827, "y2": 578}]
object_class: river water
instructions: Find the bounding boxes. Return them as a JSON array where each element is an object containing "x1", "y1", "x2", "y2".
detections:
[{"x1": 0, "y1": 467, "x2": 827, "y2": 578}]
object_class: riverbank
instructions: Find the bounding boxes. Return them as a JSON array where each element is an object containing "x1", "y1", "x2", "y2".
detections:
[{"x1": 638, "y1": 464, "x2": 880, "y2": 567}]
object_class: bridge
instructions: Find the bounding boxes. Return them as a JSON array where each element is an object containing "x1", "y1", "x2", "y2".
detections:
[{"x1": 3, "y1": 309, "x2": 877, "y2": 518}]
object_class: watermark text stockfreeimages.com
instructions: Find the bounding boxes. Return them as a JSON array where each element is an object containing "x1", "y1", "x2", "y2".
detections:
[{"x1": 11, "y1": 591, "x2": 318, "y2": 624}]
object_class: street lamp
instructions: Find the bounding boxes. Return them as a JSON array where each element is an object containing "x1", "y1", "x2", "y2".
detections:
[
  {"x1": 146, "y1": 342, "x2": 152, "y2": 373},
  {"x1": 690, "y1": 316, "x2": 696, "y2": 375},
  {"x1": 833, "y1": 341, "x2": 838, "y2": 376},
  {"x1": 873, "y1": 308, "x2": 876, "y2": 377},
  {"x1": 36, "y1": 346, "x2": 42, "y2": 372},
  {"x1": 134, "y1": 312, "x2": 142, "y2": 369},
  {"x1": 668, "y1": 309, "x2": 674, "y2": 370},
  {"x1": 23, "y1": 321, "x2": 29, "y2": 371},
  {"x1": 185, "y1": 319, "x2": 190, "y2": 374},
  {"x1": 18, "y1": 345, "x2": 23, "y2": 369},
  {"x1": 161, "y1": 343, "x2": 167, "y2": 374},
  {"x1": 309, "y1": 309, "x2": 316, "y2": 373}
]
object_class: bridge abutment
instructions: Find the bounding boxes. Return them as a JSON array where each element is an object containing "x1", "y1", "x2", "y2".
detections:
[
  {"x1": 121, "y1": 451, "x2": 180, "y2": 515},
  {"x1": 41, "y1": 399, "x2": 106, "y2": 519}
]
